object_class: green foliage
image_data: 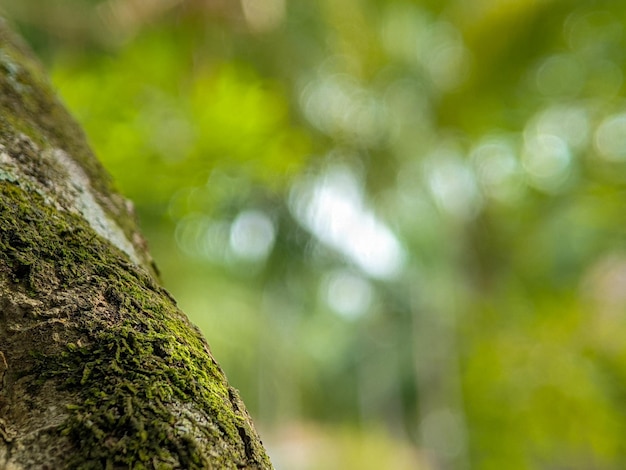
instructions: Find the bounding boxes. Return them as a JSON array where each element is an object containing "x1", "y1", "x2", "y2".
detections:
[{"x1": 52, "y1": 26, "x2": 309, "y2": 208}]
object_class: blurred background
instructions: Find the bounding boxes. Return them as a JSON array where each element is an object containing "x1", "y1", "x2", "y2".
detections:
[{"x1": 4, "y1": 0, "x2": 626, "y2": 468}]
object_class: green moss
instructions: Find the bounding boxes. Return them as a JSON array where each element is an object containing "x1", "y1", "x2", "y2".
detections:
[
  {"x1": 0, "y1": 21, "x2": 157, "y2": 278},
  {"x1": 0, "y1": 19, "x2": 269, "y2": 468},
  {"x1": 0, "y1": 22, "x2": 114, "y2": 197},
  {"x1": 0, "y1": 181, "x2": 270, "y2": 468}
]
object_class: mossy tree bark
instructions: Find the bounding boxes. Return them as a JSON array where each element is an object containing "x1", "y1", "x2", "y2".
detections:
[{"x1": 0, "y1": 19, "x2": 272, "y2": 469}]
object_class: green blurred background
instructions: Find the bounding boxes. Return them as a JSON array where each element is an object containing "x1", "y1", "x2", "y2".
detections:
[{"x1": 4, "y1": 0, "x2": 626, "y2": 468}]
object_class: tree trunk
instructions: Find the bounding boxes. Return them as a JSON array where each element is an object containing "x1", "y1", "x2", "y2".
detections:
[{"x1": 0, "y1": 18, "x2": 272, "y2": 469}]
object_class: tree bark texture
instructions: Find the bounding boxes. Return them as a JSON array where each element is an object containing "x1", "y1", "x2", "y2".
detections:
[{"x1": 0, "y1": 19, "x2": 272, "y2": 469}]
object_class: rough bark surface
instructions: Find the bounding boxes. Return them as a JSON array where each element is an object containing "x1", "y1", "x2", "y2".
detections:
[{"x1": 0, "y1": 18, "x2": 272, "y2": 469}]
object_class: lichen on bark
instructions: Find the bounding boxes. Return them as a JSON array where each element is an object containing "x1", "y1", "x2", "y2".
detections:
[{"x1": 0, "y1": 17, "x2": 272, "y2": 470}]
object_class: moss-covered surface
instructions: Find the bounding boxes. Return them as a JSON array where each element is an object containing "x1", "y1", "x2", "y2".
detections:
[
  {"x1": 0, "y1": 180, "x2": 271, "y2": 468},
  {"x1": 0, "y1": 18, "x2": 157, "y2": 276},
  {"x1": 0, "y1": 16, "x2": 271, "y2": 469},
  {"x1": 0, "y1": 18, "x2": 112, "y2": 198}
]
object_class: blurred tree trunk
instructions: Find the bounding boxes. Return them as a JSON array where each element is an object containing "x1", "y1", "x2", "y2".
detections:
[{"x1": 0, "y1": 19, "x2": 271, "y2": 469}]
